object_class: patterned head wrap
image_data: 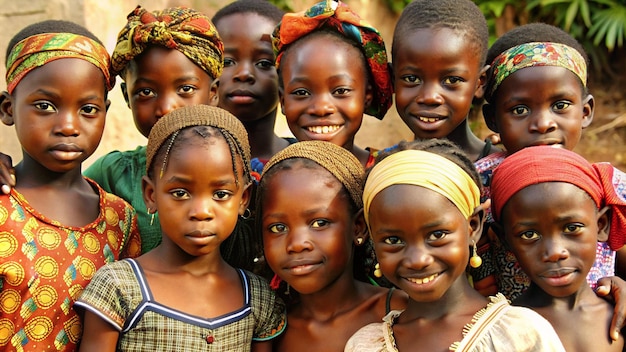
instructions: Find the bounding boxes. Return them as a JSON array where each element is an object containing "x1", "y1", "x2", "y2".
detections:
[
  {"x1": 491, "y1": 146, "x2": 626, "y2": 250},
  {"x1": 146, "y1": 105, "x2": 250, "y2": 175},
  {"x1": 272, "y1": 0, "x2": 392, "y2": 120},
  {"x1": 262, "y1": 140, "x2": 364, "y2": 208},
  {"x1": 363, "y1": 150, "x2": 481, "y2": 226},
  {"x1": 6, "y1": 32, "x2": 113, "y2": 94},
  {"x1": 111, "y1": 6, "x2": 223, "y2": 79},
  {"x1": 487, "y1": 42, "x2": 587, "y2": 100}
]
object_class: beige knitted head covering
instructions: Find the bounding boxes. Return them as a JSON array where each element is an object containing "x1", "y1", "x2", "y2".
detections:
[
  {"x1": 146, "y1": 105, "x2": 251, "y2": 175},
  {"x1": 262, "y1": 141, "x2": 364, "y2": 208}
]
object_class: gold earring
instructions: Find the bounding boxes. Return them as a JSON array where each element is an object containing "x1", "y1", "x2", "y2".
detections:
[
  {"x1": 374, "y1": 263, "x2": 382, "y2": 278},
  {"x1": 356, "y1": 237, "x2": 364, "y2": 245},
  {"x1": 148, "y1": 209, "x2": 156, "y2": 226},
  {"x1": 470, "y1": 241, "x2": 482, "y2": 268}
]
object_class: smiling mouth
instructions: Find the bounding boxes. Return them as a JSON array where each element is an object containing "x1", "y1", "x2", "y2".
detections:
[
  {"x1": 406, "y1": 273, "x2": 439, "y2": 284},
  {"x1": 306, "y1": 125, "x2": 341, "y2": 134},
  {"x1": 418, "y1": 116, "x2": 443, "y2": 123}
]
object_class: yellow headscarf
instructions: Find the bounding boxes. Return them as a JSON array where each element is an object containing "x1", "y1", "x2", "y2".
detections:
[{"x1": 363, "y1": 150, "x2": 480, "y2": 225}]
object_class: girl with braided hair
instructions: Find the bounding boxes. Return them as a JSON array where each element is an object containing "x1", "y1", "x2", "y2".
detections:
[
  {"x1": 76, "y1": 105, "x2": 286, "y2": 351},
  {"x1": 272, "y1": 0, "x2": 393, "y2": 168},
  {"x1": 257, "y1": 141, "x2": 407, "y2": 352}
]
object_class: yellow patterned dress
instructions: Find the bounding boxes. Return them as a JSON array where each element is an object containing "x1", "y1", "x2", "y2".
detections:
[{"x1": 0, "y1": 178, "x2": 141, "y2": 351}]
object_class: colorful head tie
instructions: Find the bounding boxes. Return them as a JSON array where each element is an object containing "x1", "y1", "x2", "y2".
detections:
[
  {"x1": 6, "y1": 32, "x2": 113, "y2": 94},
  {"x1": 272, "y1": 0, "x2": 392, "y2": 120},
  {"x1": 262, "y1": 140, "x2": 364, "y2": 208},
  {"x1": 491, "y1": 146, "x2": 626, "y2": 250},
  {"x1": 363, "y1": 150, "x2": 481, "y2": 226},
  {"x1": 112, "y1": 5, "x2": 223, "y2": 79},
  {"x1": 487, "y1": 42, "x2": 587, "y2": 100},
  {"x1": 146, "y1": 105, "x2": 250, "y2": 176}
]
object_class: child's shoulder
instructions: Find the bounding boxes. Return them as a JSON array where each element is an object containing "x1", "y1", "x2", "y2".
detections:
[{"x1": 84, "y1": 145, "x2": 147, "y2": 178}]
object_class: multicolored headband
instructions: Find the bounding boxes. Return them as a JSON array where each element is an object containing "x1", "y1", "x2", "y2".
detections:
[
  {"x1": 491, "y1": 146, "x2": 626, "y2": 250},
  {"x1": 488, "y1": 42, "x2": 587, "y2": 99},
  {"x1": 272, "y1": 0, "x2": 392, "y2": 120},
  {"x1": 112, "y1": 6, "x2": 223, "y2": 79},
  {"x1": 363, "y1": 150, "x2": 481, "y2": 226},
  {"x1": 6, "y1": 32, "x2": 113, "y2": 94}
]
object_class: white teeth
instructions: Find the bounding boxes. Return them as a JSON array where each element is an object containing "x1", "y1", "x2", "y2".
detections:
[
  {"x1": 418, "y1": 116, "x2": 440, "y2": 123},
  {"x1": 407, "y1": 273, "x2": 438, "y2": 284},
  {"x1": 307, "y1": 125, "x2": 340, "y2": 134}
]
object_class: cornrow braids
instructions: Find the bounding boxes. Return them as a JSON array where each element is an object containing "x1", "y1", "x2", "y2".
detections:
[{"x1": 392, "y1": 0, "x2": 489, "y2": 66}]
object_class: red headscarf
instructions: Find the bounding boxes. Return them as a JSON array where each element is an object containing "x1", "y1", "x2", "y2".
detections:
[{"x1": 491, "y1": 146, "x2": 626, "y2": 250}]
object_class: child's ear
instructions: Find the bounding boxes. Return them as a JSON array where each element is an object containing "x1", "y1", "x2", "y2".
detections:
[
  {"x1": 0, "y1": 92, "x2": 14, "y2": 126},
  {"x1": 352, "y1": 208, "x2": 369, "y2": 246},
  {"x1": 105, "y1": 99, "x2": 111, "y2": 112},
  {"x1": 279, "y1": 87, "x2": 285, "y2": 115},
  {"x1": 120, "y1": 82, "x2": 131, "y2": 108},
  {"x1": 238, "y1": 182, "x2": 253, "y2": 216},
  {"x1": 597, "y1": 206, "x2": 611, "y2": 242},
  {"x1": 209, "y1": 79, "x2": 220, "y2": 107},
  {"x1": 482, "y1": 103, "x2": 499, "y2": 133},
  {"x1": 142, "y1": 175, "x2": 157, "y2": 214},
  {"x1": 473, "y1": 64, "x2": 490, "y2": 100},
  {"x1": 581, "y1": 93, "x2": 595, "y2": 129},
  {"x1": 469, "y1": 199, "x2": 490, "y2": 244},
  {"x1": 388, "y1": 62, "x2": 395, "y2": 88}
]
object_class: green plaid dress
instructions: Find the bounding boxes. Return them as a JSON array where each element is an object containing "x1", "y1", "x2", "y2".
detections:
[{"x1": 75, "y1": 259, "x2": 286, "y2": 351}]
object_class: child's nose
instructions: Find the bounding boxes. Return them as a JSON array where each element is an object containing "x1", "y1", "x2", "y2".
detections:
[
  {"x1": 55, "y1": 111, "x2": 80, "y2": 137},
  {"x1": 189, "y1": 198, "x2": 215, "y2": 221},
  {"x1": 155, "y1": 93, "x2": 182, "y2": 118},
  {"x1": 530, "y1": 111, "x2": 558, "y2": 134},
  {"x1": 286, "y1": 227, "x2": 313, "y2": 253},
  {"x1": 415, "y1": 82, "x2": 444, "y2": 105},
  {"x1": 233, "y1": 62, "x2": 255, "y2": 83},
  {"x1": 542, "y1": 238, "x2": 569, "y2": 262},
  {"x1": 404, "y1": 243, "x2": 434, "y2": 270},
  {"x1": 307, "y1": 94, "x2": 335, "y2": 116}
]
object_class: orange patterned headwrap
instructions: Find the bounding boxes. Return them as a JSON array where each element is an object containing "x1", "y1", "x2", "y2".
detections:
[
  {"x1": 491, "y1": 146, "x2": 626, "y2": 250},
  {"x1": 272, "y1": 0, "x2": 392, "y2": 120},
  {"x1": 6, "y1": 33, "x2": 113, "y2": 94},
  {"x1": 111, "y1": 6, "x2": 223, "y2": 79}
]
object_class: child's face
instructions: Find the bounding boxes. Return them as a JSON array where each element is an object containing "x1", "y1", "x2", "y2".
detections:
[
  {"x1": 501, "y1": 182, "x2": 608, "y2": 297},
  {"x1": 122, "y1": 47, "x2": 216, "y2": 138},
  {"x1": 485, "y1": 66, "x2": 594, "y2": 154},
  {"x1": 279, "y1": 35, "x2": 372, "y2": 149},
  {"x1": 393, "y1": 28, "x2": 486, "y2": 139},
  {"x1": 142, "y1": 134, "x2": 250, "y2": 257},
  {"x1": 1, "y1": 58, "x2": 108, "y2": 172},
  {"x1": 262, "y1": 164, "x2": 358, "y2": 295},
  {"x1": 214, "y1": 13, "x2": 279, "y2": 122},
  {"x1": 368, "y1": 184, "x2": 479, "y2": 302}
]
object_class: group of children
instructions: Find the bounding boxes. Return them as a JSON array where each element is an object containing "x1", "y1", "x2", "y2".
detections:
[{"x1": 0, "y1": 0, "x2": 625, "y2": 350}]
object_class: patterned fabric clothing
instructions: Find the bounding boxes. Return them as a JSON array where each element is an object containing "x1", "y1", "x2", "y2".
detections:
[
  {"x1": 473, "y1": 152, "x2": 619, "y2": 300},
  {"x1": 75, "y1": 259, "x2": 286, "y2": 351},
  {"x1": 344, "y1": 294, "x2": 565, "y2": 352},
  {"x1": 0, "y1": 179, "x2": 141, "y2": 351},
  {"x1": 84, "y1": 146, "x2": 159, "y2": 254}
]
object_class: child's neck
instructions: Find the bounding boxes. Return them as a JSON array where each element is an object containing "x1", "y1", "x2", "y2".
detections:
[
  {"x1": 15, "y1": 156, "x2": 85, "y2": 190},
  {"x1": 242, "y1": 111, "x2": 289, "y2": 161},
  {"x1": 145, "y1": 239, "x2": 228, "y2": 275},
  {"x1": 294, "y1": 271, "x2": 364, "y2": 321},
  {"x1": 517, "y1": 282, "x2": 601, "y2": 310},
  {"x1": 439, "y1": 119, "x2": 489, "y2": 162}
]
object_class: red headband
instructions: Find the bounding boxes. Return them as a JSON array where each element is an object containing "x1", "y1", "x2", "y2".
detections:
[{"x1": 491, "y1": 146, "x2": 626, "y2": 250}]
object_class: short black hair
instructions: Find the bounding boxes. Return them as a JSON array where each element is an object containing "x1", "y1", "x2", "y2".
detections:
[
  {"x1": 392, "y1": 0, "x2": 489, "y2": 65},
  {"x1": 6, "y1": 20, "x2": 103, "y2": 65},
  {"x1": 212, "y1": 0, "x2": 284, "y2": 25}
]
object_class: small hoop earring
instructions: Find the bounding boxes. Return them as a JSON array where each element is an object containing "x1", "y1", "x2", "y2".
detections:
[
  {"x1": 470, "y1": 241, "x2": 482, "y2": 268},
  {"x1": 241, "y1": 208, "x2": 251, "y2": 220},
  {"x1": 374, "y1": 262, "x2": 382, "y2": 278}
]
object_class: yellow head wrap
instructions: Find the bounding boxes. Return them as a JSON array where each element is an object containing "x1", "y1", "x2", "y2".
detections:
[{"x1": 363, "y1": 150, "x2": 480, "y2": 225}]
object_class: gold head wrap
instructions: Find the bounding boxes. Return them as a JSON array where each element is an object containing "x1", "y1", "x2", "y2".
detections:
[
  {"x1": 146, "y1": 105, "x2": 250, "y2": 174},
  {"x1": 363, "y1": 150, "x2": 480, "y2": 225},
  {"x1": 262, "y1": 141, "x2": 364, "y2": 208},
  {"x1": 111, "y1": 6, "x2": 223, "y2": 79},
  {"x1": 6, "y1": 32, "x2": 113, "y2": 94}
]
